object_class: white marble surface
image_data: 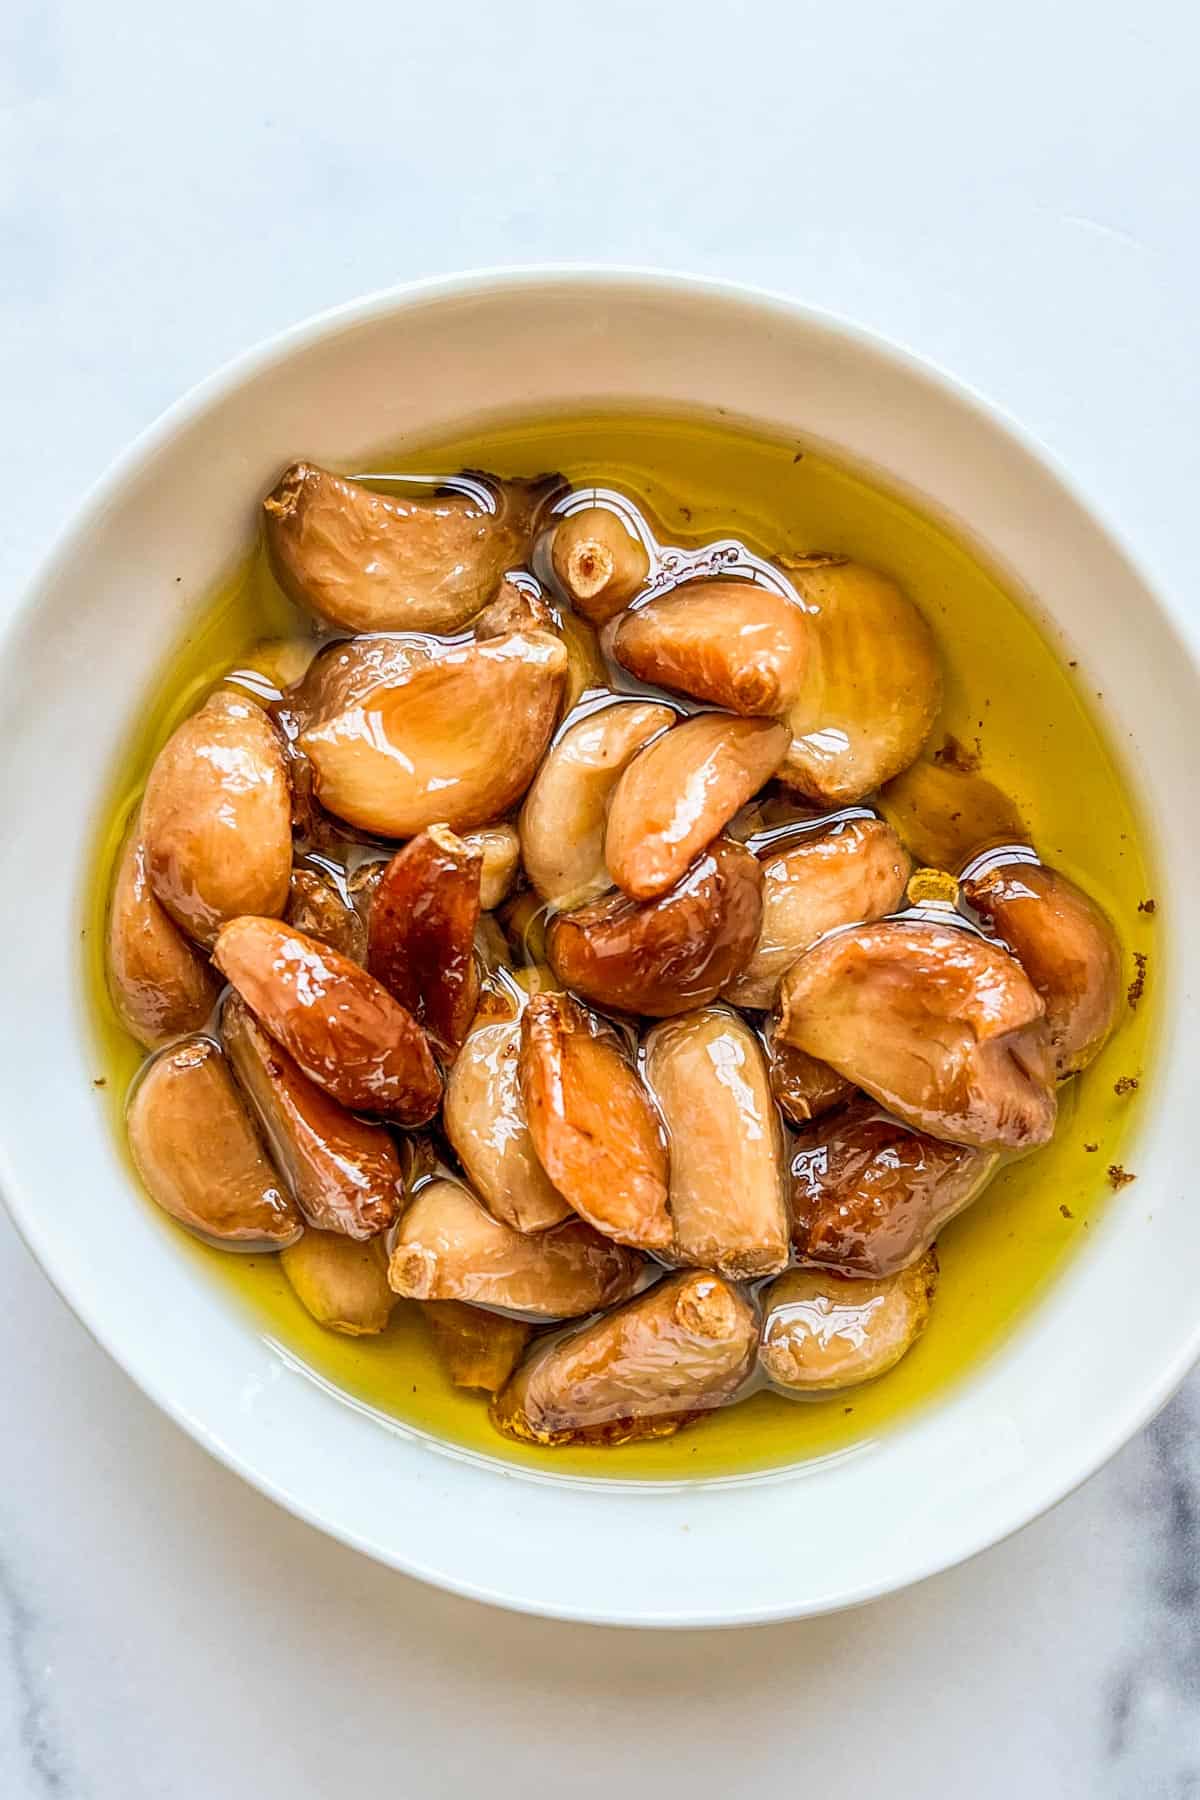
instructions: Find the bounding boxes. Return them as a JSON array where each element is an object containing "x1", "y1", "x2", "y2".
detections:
[{"x1": 3, "y1": 0, "x2": 1199, "y2": 1792}]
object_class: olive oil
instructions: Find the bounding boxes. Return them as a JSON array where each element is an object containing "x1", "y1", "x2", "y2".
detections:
[{"x1": 85, "y1": 410, "x2": 1159, "y2": 1481}]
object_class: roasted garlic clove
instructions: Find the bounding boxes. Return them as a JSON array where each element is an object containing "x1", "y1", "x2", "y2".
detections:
[
  {"x1": 559, "y1": 608, "x2": 609, "y2": 713},
  {"x1": 263, "y1": 463, "x2": 558, "y2": 634},
  {"x1": 420, "y1": 1299, "x2": 533, "y2": 1394},
  {"x1": 878, "y1": 755, "x2": 1027, "y2": 870},
  {"x1": 758, "y1": 1256, "x2": 937, "y2": 1393},
  {"x1": 285, "y1": 867, "x2": 367, "y2": 963},
  {"x1": 605, "y1": 713, "x2": 789, "y2": 901},
  {"x1": 388, "y1": 1177, "x2": 641, "y2": 1317},
  {"x1": 519, "y1": 992, "x2": 671, "y2": 1252},
  {"x1": 778, "y1": 918, "x2": 1057, "y2": 1150},
  {"x1": 298, "y1": 629, "x2": 567, "y2": 837},
  {"x1": 141, "y1": 690, "x2": 292, "y2": 947},
  {"x1": 463, "y1": 824, "x2": 521, "y2": 911},
  {"x1": 774, "y1": 556, "x2": 941, "y2": 805},
  {"x1": 614, "y1": 579, "x2": 810, "y2": 716},
  {"x1": 127, "y1": 1036, "x2": 299, "y2": 1244},
  {"x1": 963, "y1": 858, "x2": 1122, "y2": 1077},
  {"x1": 642, "y1": 1006, "x2": 788, "y2": 1277},
  {"x1": 473, "y1": 577, "x2": 557, "y2": 638},
  {"x1": 550, "y1": 506, "x2": 650, "y2": 623},
  {"x1": 490, "y1": 1271, "x2": 758, "y2": 1447},
  {"x1": 367, "y1": 826, "x2": 482, "y2": 1056},
  {"x1": 766, "y1": 1031, "x2": 856, "y2": 1126},
  {"x1": 107, "y1": 821, "x2": 220, "y2": 1049},
  {"x1": 274, "y1": 634, "x2": 431, "y2": 738},
  {"x1": 213, "y1": 917, "x2": 441, "y2": 1125},
  {"x1": 223, "y1": 994, "x2": 404, "y2": 1238},
  {"x1": 725, "y1": 814, "x2": 912, "y2": 1009},
  {"x1": 519, "y1": 700, "x2": 676, "y2": 909},
  {"x1": 443, "y1": 1013, "x2": 574, "y2": 1233},
  {"x1": 281, "y1": 1230, "x2": 397, "y2": 1334},
  {"x1": 790, "y1": 1100, "x2": 998, "y2": 1276},
  {"x1": 547, "y1": 838, "x2": 763, "y2": 1017}
]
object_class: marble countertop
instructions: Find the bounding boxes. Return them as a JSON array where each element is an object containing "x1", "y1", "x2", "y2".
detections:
[{"x1": 3, "y1": 0, "x2": 1199, "y2": 1792}]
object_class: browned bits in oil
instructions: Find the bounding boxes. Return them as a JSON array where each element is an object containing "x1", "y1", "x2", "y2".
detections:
[
  {"x1": 1107, "y1": 1165, "x2": 1136, "y2": 1191},
  {"x1": 1137, "y1": 898, "x2": 1157, "y2": 916},
  {"x1": 1084, "y1": 1142, "x2": 1099, "y2": 1153},
  {"x1": 1127, "y1": 951, "x2": 1148, "y2": 1010},
  {"x1": 932, "y1": 733, "x2": 981, "y2": 774},
  {"x1": 1059, "y1": 1204, "x2": 1074, "y2": 1219},
  {"x1": 1113, "y1": 1075, "x2": 1139, "y2": 1096}
]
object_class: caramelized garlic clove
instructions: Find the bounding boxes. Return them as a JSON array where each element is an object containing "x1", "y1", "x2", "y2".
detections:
[
  {"x1": 790, "y1": 1101, "x2": 998, "y2": 1276},
  {"x1": 547, "y1": 838, "x2": 763, "y2": 1018},
  {"x1": 127, "y1": 1036, "x2": 299, "y2": 1244},
  {"x1": 223, "y1": 994, "x2": 404, "y2": 1238},
  {"x1": 263, "y1": 462, "x2": 559, "y2": 634},
  {"x1": 142, "y1": 690, "x2": 293, "y2": 947},
  {"x1": 758, "y1": 1256, "x2": 937, "y2": 1392},
  {"x1": 550, "y1": 506, "x2": 650, "y2": 623},
  {"x1": 367, "y1": 826, "x2": 482, "y2": 1056},
  {"x1": 559, "y1": 607, "x2": 610, "y2": 713},
  {"x1": 419, "y1": 1299, "x2": 533, "y2": 1394},
  {"x1": 285, "y1": 867, "x2": 367, "y2": 963},
  {"x1": 274, "y1": 634, "x2": 432, "y2": 738},
  {"x1": 642, "y1": 1006, "x2": 789, "y2": 1277},
  {"x1": 298, "y1": 629, "x2": 567, "y2": 837},
  {"x1": 519, "y1": 700, "x2": 676, "y2": 909},
  {"x1": 213, "y1": 917, "x2": 442, "y2": 1126},
  {"x1": 963, "y1": 858, "x2": 1123, "y2": 1077},
  {"x1": 778, "y1": 918, "x2": 1057, "y2": 1150},
  {"x1": 614, "y1": 579, "x2": 810, "y2": 716},
  {"x1": 878, "y1": 755, "x2": 1027, "y2": 870},
  {"x1": 281, "y1": 1230, "x2": 397, "y2": 1334},
  {"x1": 766, "y1": 1031, "x2": 856, "y2": 1125},
  {"x1": 775, "y1": 557, "x2": 941, "y2": 805},
  {"x1": 519, "y1": 991, "x2": 672, "y2": 1253},
  {"x1": 473, "y1": 577, "x2": 557, "y2": 638},
  {"x1": 490, "y1": 1271, "x2": 758, "y2": 1447},
  {"x1": 725, "y1": 814, "x2": 912, "y2": 1009},
  {"x1": 462, "y1": 825, "x2": 521, "y2": 912},
  {"x1": 107, "y1": 821, "x2": 221, "y2": 1049},
  {"x1": 605, "y1": 713, "x2": 789, "y2": 900},
  {"x1": 388, "y1": 1177, "x2": 641, "y2": 1317},
  {"x1": 443, "y1": 1013, "x2": 575, "y2": 1233}
]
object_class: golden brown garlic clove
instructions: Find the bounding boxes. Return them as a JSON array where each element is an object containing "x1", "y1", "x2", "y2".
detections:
[
  {"x1": 472, "y1": 577, "x2": 557, "y2": 638},
  {"x1": 878, "y1": 756, "x2": 1027, "y2": 870},
  {"x1": 605, "y1": 712, "x2": 790, "y2": 900},
  {"x1": 127, "y1": 1036, "x2": 299, "y2": 1244},
  {"x1": 388, "y1": 1177, "x2": 641, "y2": 1317},
  {"x1": 766, "y1": 1031, "x2": 856, "y2": 1126},
  {"x1": 263, "y1": 462, "x2": 558, "y2": 634},
  {"x1": 297, "y1": 629, "x2": 567, "y2": 838},
  {"x1": 490, "y1": 1271, "x2": 758, "y2": 1447},
  {"x1": 464, "y1": 824, "x2": 521, "y2": 911},
  {"x1": 725, "y1": 814, "x2": 912, "y2": 1009},
  {"x1": 778, "y1": 918, "x2": 1057, "y2": 1151},
  {"x1": 141, "y1": 690, "x2": 293, "y2": 947},
  {"x1": 419, "y1": 1299, "x2": 533, "y2": 1394},
  {"x1": 962, "y1": 858, "x2": 1122, "y2": 1077},
  {"x1": 519, "y1": 992, "x2": 671, "y2": 1253},
  {"x1": 774, "y1": 556, "x2": 941, "y2": 805},
  {"x1": 550, "y1": 506, "x2": 650, "y2": 623},
  {"x1": 758, "y1": 1256, "x2": 937, "y2": 1392},
  {"x1": 213, "y1": 917, "x2": 442, "y2": 1126},
  {"x1": 519, "y1": 700, "x2": 676, "y2": 910},
  {"x1": 281, "y1": 1230, "x2": 397, "y2": 1334},
  {"x1": 642, "y1": 1006, "x2": 789, "y2": 1278},
  {"x1": 790, "y1": 1100, "x2": 998, "y2": 1276},
  {"x1": 285, "y1": 867, "x2": 367, "y2": 963},
  {"x1": 367, "y1": 826, "x2": 482, "y2": 1057},
  {"x1": 223, "y1": 993, "x2": 404, "y2": 1238},
  {"x1": 547, "y1": 838, "x2": 763, "y2": 1017},
  {"x1": 274, "y1": 634, "x2": 431, "y2": 739},
  {"x1": 107, "y1": 821, "x2": 221, "y2": 1049},
  {"x1": 443, "y1": 1012, "x2": 574, "y2": 1234},
  {"x1": 559, "y1": 608, "x2": 609, "y2": 713},
  {"x1": 613, "y1": 579, "x2": 810, "y2": 716}
]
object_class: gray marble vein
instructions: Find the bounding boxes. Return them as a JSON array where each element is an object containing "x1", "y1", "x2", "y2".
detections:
[{"x1": 0, "y1": 1530, "x2": 73, "y2": 1797}]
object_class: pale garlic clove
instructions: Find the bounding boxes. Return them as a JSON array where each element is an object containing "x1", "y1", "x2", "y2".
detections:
[
  {"x1": 775, "y1": 556, "x2": 941, "y2": 805},
  {"x1": 878, "y1": 753, "x2": 1027, "y2": 871},
  {"x1": 766, "y1": 1031, "x2": 856, "y2": 1126},
  {"x1": 758, "y1": 1256, "x2": 937, "y2": 1393},
  {"x1": 107, "y1": 820, "x2": 221, "y2": 1049},
  {"x1": 778, "y1": 918, "x2": 1057, "y2": 1151},
  {"x1": 559, "y1": 608, "x2": 610, "y2": 714},
  {"x1": 490, "y1": 1271, "x2": 758, "y2": 1447},
  {"x1": 519, "y1": 700, "x2": 676, "y2": 910},
  {"x1": 443, "y1": 1012, "x2": 574, "y2": 1233},
  {"x1": 388, "y1": 1177, "x2": 641, "y2": 1318},
  {"x1": 273, "y1": 633, "x2": 432, "y2": 738},
  {"x1": 464, "y1": 823, "x2": 521, "y2": 912},
  {"x1": 614, "y1": 579, "x2": 810, "y2": 716},
  {"x1": 142, "y1": 690, "x2": 293, "y2": 947},
  {"x1": 223, "y1": 993, "x2": 404, "y2": 1239},
  {"x1": 473, "y1": 577, "x2": 557, "y2": 638},
  {"x1": 285, "y1": 866, "x2": 367, "y2": 963},
  {"x1": 263, "y1": 462, "x2": 559, "y2": 634},
  {"x1": 550, "y1": 506, "x2": 650, "y2": 623},
  {"x1": 419, "y1": 1299, "x2": 533, "y2": 1394},
  {"x1": 223, "y1": 636, "x2": 319, "y2": 706},
  {"x1": 605, "y1": 712, "x2": 789, "y2": 900},
  {"x1": 213, "y1": 917, "x2": 442, "y2": 1126},
  {"x1": 725, "y1": 814, "x2": 912, "y2": 1010},
  {"x1": 519, "y1": 991, "x2": 672, "y2": 1253},
  {"x1": 642, "y1": 1006, "x2": 789, "y2": 1278},
  {"x1": 298, "y1": 629, "x2": 567, "y2": 838},
  {"x1": 281, "y1": 1230, "x2": 397, "y2": 1334},
  {"x1": 498, "y1": 888, "x2": 550, "y2": 966},
  {"x1": 367, "y1": 826, "x2": 482, "y2": 1057},
  {"x1": 963, "y1": 858, "x2": 1123, "y2": 1077},
  {"x1": 127, "y1": 1036, "x2": 299, "y2": 1244},
  {"x1": 790, "y1": 1100, "x2": 998, "y2": 1276},
  {"x1": 547, "y1": 838, "x2": 763, "y2": 1018}
]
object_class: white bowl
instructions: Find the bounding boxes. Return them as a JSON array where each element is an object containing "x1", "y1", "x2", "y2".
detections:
[{"x1": 2, "y1": 269, "x2": 1197, "y2": 1628}]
